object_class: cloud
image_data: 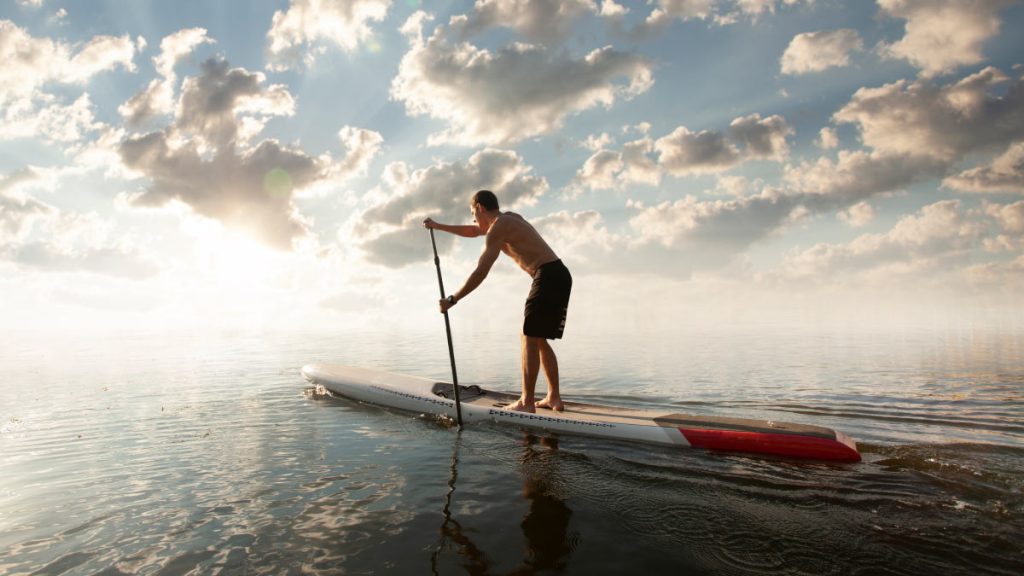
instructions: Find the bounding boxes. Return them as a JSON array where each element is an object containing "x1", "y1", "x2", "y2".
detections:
[
  {"x1": 451, "y1": 0, "x2": 598, "y2": 44},
  {"x1": 266, "y1": 0, "x2": 390, "y2": 70},
  {"x1": 119, "y1": 28, "x2": 214, "y2": 126},
  {"x1": 0, "y1": 172, "x2": 157, "y2": 279},
  {"x1": 0, "y1": 168, "x2": 56, "y2": 245},
  {"x1": 833, "y1": 67, "x2": 1024, "y2": 162},
  {"x1": 626, "y1": 189, "x2": 803, "y2": 257},
  {"x1": 0, "y1": 21, "x2": 135, "y2": 102},
  {"x1": 655, "y1": 128, "x2": 738, "y2": 176},
  {"x1": 390, "y1": 12, "x2": 653, "y2": 146},
  {"x1": 643, "y1": 0, "x2": 716, "y2": 29},
  {"x1": 817, "y1": 127, "x2": 839, "y2": 149},
  {"x1": 119, "y1": 57, "x2": 333, "y2": 250},
  {"x1": 0, "y1": 92, "x2": 97, "y2": 142},
  {"x1": 8, "y1": 241, "x2": 159, "y2": 279},
  {"x1": 334, "y1": 126, "x2": 384, "y2": 178},
  {"x1": 531, "y1": 209, "x2": 620, "y2": 267},
  {"x1": 576, "y1": 113, "x2": 791, "y2": 190},
  {"x1": 727, "y1": 113, "x2": 792, "y2": 159},
  {"x1": 780, "y1": 29, "x2": 863, "y2": 75},
  {"x1": 0, "y1": 20, "x2": 136, "y2": 142},
  {"x1": 982, "y1": 200, "x2": 1024, "y2": 251},
  {"x1": 783, "y1": 150, "x2": 947, "y2": 200},
  {"x1": 838, "y1": 201, "x2": 876, "y2": 228},
  {"x1": 175, "y1": 58, "x2": 295, "y2": 149},
  {"x1": 636, "y1": 0, "x2": 810, "y2": 34},
  {"x1": 121, "y1": 133, "x2": 323, "y2": 250},
  {"x1": 877, "y1": 0, "x2": 1017, "y2": 76},
  {"x1": 781, "y1": 200, "x2": 985, "y2": 281},
  {"x1": 572, "y1": 64, "x2": 1021, "y2": 277},
  {"x1": 353, "y1": 149, "x2": 548, "y2": 267},
  {"x1": 943, "y1": 142, "x2": 1024, "y2": 194}
]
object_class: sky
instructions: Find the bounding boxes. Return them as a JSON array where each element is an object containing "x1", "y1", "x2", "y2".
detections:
[{"x1": 1, "y1": 0, "x2": 1023, "y2": 336}]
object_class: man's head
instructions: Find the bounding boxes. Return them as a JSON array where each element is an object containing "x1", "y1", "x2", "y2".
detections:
[{"x1": 471, "y1": 190, "x2": 499, "y2": 212}]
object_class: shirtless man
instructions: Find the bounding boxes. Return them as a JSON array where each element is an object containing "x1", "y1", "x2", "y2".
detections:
[{"x1": 423, "y1": 190, "x2": 572, "y2": 413}]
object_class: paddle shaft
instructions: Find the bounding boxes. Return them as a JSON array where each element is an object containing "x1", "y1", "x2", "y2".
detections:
[{"x1": 429, "y1": 228, "x2": 464, "y2": 427}]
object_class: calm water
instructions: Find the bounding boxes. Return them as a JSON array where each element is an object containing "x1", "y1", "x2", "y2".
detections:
[{"x1": 1, "y1": 327, "x2": 1022, "y2": 575}]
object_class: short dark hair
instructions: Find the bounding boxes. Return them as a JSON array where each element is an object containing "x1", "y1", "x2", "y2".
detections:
[{"x1": 472, "y1": 190, "x2": 499, "y2": 211}]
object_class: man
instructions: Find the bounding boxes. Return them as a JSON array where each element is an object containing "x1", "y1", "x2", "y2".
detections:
[{"x1": 423, "y1": 190, "x2": 572, "y2": 413}]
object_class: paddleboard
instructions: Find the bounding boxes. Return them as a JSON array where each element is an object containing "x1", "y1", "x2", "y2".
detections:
[{"x1": 301, "y1": 364, "x2": 861, "y2": 462}]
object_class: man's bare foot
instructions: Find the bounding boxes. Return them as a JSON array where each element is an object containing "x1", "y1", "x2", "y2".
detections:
[
  {"x1": 536, "y1": 397, "x2": 564, "y2": 412},
  {"x1": 506, "y1": 398, "x2": 535, "y2": 413}
]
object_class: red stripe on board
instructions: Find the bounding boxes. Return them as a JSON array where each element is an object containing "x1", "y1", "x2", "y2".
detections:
[{"x1": 679, "y1": 428, "x2": 861, "y2": 462}]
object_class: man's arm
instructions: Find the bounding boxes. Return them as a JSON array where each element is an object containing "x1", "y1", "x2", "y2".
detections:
[
  {"x1": 423, "y1": 217, "x2": 483, "y2": 238},
  {"x1": 439, "y1": 225, "x2": 502, "y2": 312}
]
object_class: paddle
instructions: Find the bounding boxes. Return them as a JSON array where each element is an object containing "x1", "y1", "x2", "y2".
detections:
[{"x1": 429, "y1": 228, "x2": 464, "y2": 427}]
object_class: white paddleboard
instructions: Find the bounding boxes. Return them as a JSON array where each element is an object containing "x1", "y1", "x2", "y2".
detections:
[{"x1": 301, "y1": 364, "x2": 861, "y2": 462}]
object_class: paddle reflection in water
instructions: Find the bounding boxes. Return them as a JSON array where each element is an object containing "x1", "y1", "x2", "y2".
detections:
[{"x1": 432, "y1": 433, "x2": 578, "y2": 575}]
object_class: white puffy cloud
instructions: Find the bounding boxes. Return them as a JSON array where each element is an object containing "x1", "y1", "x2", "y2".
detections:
[
  {"x1": 833, "y1": 67, "x2": 1024, "y2": 162},
  {"x1": 175, "y1": 58, "x2": 295, "y2": 149},
  {"x1": 390, "y1": 12, "x2": 653, "y2": 146},
  {"x1": 266, "y1": 0, "x2": 390, "y2": 70},
  {"x1": 780, "y1": 29, "x2": 863, "y2": 75},
  {"x1": 983, "y1": 200, "x2": 1024, "y2": 251},
  {"x1": 0, "y1": 168, "x2": 55, "y2": 245},
  {"x1": 120, "y1": 28, "x2": 214, "y2": 126},
  {"x1": 121, "y1": 133, "x2": 323, "y2": 249},
  {"x1": 783, "y1": 150, "x2": 946, "y2": 200},
  {"x1": 452, "y1": 0, "x2": 598, "y2": 44},
  {"x1": 727, "y1": 113, "x2": 792, "y2": 160},
  {"x1": 353, "y1": 149, "x2": 548, "y2": 267},
  {"x1": 781, "y1": 200, "x2": 985, "y2": 280},
  {"x1": 531, "y1": 209, "x2": 619, "y2": 266},
  {"x1": 0, "y1": 169, "x2": 157, "y2": 278},
  {"x1": 944, "y1": 142, "x2": 1024, "y2": 194},
  {"x1": 637, "y1": 0, "x2": 811, "y2": 34},
  {"x1": 644, "y1": 0, "x2": 716, "y2": 29},
  {"x1": 63, "y1": 34, "x2": 137, "y2": 82},
  {"x1": 6, "y1": 216, "x2": 158, "y2": 279},
  {"x1": 877, "y1": 0, "x2": 1017, "y2": 76},
  {"x1": 576, "y1": 149, "x2": 624, "y2": 190},
  {"x1": 333, "y1": 126, "x2": 384, "y2": 179},
  {"x1": 600, "y1": 0, "x2": 629, "y2": 17},
  {"x1": 0, "y1": 21, "x2": 135, "y2": 102},
  {"x1": 0, "y1": 20, "x2": 136, "y2": 143},
  {"x1": 576, "y1": 113, "x2": 791, "y2": 190},
  {"x1": 985, "y1": 200, "x2": 1024, "y2": 234},
  {"x1": 838, "y1": 201, "x2": 876, "y2": 228},
  {"x1": 118, "y1": 57, "x2": 335, "y2": 250},
  {"x1": 0, "y1": 92, "x2": 97, "y2": 142},
  {"x1": 655, "y1": 128, "x2": 737, "y2": 176},
  {"x1": 817, "y1": 127, "x2": 839, "y2": 149}
]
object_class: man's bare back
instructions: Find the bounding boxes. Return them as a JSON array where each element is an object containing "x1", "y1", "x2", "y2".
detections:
[{"x1": 490, "y1": 212, "x2": 559, "y2": 276}]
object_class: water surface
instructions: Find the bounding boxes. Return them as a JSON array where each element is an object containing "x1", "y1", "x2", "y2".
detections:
[{"x1": 1, "y1": 327, "x2": 1021, "y2": 575}]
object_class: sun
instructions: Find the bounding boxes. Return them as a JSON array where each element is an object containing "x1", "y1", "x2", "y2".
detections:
[{"x1": 184, "y1": 217, "x2": 288, "y2": 294}]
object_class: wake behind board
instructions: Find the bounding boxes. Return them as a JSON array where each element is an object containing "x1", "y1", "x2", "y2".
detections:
[{"x1": 301, "y1": 364, "x2": 861, "y2": 463}]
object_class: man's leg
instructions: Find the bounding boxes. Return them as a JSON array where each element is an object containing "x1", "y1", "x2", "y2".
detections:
[
  {"x1": 536, "y1": 339, "x2": 564, "y2": 411},
  {"x1": 509, "y1": 334, "x2": 540, "y2": 412}
]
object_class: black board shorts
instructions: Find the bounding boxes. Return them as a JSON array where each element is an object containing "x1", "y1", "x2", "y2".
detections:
[{"x1": 523, "y1": 259, "x2": 572, "y2": 339}]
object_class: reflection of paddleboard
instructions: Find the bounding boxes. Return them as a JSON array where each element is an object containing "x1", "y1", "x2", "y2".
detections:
[{"x1": 301, "y1": 364, "x2": 861, "y2": 463}]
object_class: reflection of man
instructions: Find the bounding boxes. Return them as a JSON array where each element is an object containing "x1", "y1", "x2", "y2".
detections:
[
  {"x1": 513, "y1": 435, "x2": 575, "y2": 574},
  {"x1": 423, "y1": 190, "x2": 572, "y2": 413}
]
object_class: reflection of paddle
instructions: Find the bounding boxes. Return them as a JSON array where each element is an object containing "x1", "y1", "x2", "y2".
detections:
[
  {"x1": 431, "y1": 434, "x2": 489, "y2": 575},
  {"x1": 429, "y1": 228, "x2": 464, "y2": 427}
]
